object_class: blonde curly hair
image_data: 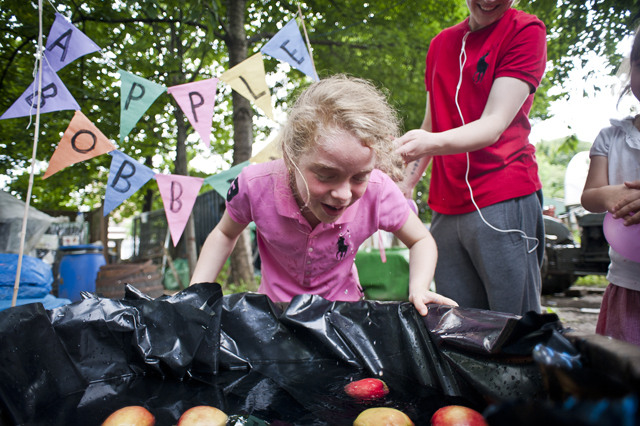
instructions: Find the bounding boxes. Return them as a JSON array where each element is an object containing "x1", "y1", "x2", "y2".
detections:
[{"x1": 280, "y1": 74, "x2": 404, "y2": 183}]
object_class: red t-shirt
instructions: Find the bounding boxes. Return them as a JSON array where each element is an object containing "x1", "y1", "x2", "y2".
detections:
[{"x1": 425, "y1": 8, "x2": 546, "y2": 215}]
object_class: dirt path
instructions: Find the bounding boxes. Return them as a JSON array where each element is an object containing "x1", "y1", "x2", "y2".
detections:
[{"x1": 541, "y1": 286, "x2": 604, "y2": 334}]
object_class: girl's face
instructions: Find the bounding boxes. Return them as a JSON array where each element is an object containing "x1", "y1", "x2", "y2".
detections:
[
  {"x1": 466, "y1": 0, "x2": 514, "y2": 31},
  {"x1": 294, "y1": 132, "x2": 376, "y2": 228}
]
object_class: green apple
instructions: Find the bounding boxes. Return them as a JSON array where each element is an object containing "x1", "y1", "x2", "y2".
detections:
[
  {"x1": 353, "y1": 407, "x2": 414, "y2": 426},
  {"x1": 177, "y1": 406, "x2": 228, "y2": 426}
]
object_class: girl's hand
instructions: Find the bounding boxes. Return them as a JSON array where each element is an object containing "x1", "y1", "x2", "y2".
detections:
[
  {"x1": 409, "y1": 290, "x2": 458, "y2": 316},
  {"x1": 611, "y1": 181, "x2": 640, "y2": 226}
]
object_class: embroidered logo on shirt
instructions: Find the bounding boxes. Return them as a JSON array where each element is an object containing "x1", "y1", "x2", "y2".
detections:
[
  {"x1": 227, "y1": 177, "x2": 239, "y2": 202},
  {"x1": 474, "y1": 51, "x2": 490, "y2": 83},
  {"x1": 336, "y1": 236, "x2": 348, "y2": 259}
]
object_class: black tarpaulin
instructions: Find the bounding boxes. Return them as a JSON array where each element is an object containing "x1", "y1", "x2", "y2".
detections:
[{"x1": 0, "y1": 283, "x2": 583, "y2": 425}]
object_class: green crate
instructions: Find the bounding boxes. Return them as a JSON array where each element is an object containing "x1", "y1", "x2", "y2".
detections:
[{"x1": 355, "y1": 247, "x2": 410, "y2": 301}]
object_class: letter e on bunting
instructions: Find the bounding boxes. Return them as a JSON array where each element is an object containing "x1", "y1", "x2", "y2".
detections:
[
  {"x1": 43, "y1": 110, "x2": 116, "y2": 178},
  {"x1": 167, "y1": 78, "x2": 219, "y2": 148},
  {"x1": 118, "y1": 70, "x2": 166, "y2": 142},
  {"x1": 103, "y1": 150, "x2": 156, "y2": 216},
  {"x1": 156, "y1": 174, "x2": 204, "y2": 246},
  {"x1": 261, "y1": 19, "x2": 318, "y2": 81},
  {"x1": 44, "y1": 13, "x2": 101, "y2": 72},
  {"x1": 0, "y1": 62, "x2": 80, "y2": 120},
  {"x1": 219, "y1": 52, "x2": 274, "y2": 120}
]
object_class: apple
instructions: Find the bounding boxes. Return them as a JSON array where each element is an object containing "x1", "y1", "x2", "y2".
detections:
[
  {"x1": 353, "y1": 407, "x2": 414, "y2": 426},
  {"x1": 177, "y1": 405, "x2": 228, "y2": 426},
  {"x1": 344, "y1": 378, "x2": 389, "y2": 401},
  {"x1": 101, "y1": 406, "x2": 155, "y2": 426},
  {"x1": 430, "y1": 405, "x2": 488, "y2": 426}
]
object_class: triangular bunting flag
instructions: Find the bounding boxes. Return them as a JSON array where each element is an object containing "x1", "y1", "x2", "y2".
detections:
[
  {"x1": 261, "y1": 19, "x2": 318, "y2": 81},
  {"x1": 204, "y1": 161, "x2": 251, "y2": 198},
  {"x1": 219, "y1": 53, "x2": 274, "y2": 120},
  {"x1": 167, "y1": 78, "x2": 219, "y2": 148},
  {"x1": 250, "y1": 135, "x2": 282, "y2": 164},
  {"x1": 118, "y1": 70, "x2": 166, "y2": 142},
  {"x1": 44, "y1": 13, "x2": 101, "y2": 72},
  {"x1": 156, "y1": 174, "x2": 204, "y2": 246},
  {"x1": 103, "y1": 150, "x2": 156, "y2": 216},
  {"x1": 43, "y1": 110, "x2": 116, "y2": 179},
  {"x1": 0, "y1": 62, "x2": 80, "y2": 120}
]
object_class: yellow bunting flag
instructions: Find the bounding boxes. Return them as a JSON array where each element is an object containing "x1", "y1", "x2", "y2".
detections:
[
  {"x1": 43, "y1": 110, "x2": 116, "y2": 179},
  {"x1": 250, "y1": 134, "x2": 282, "y2": 164},
  {"x1": 219, "y1": 52, "x2": 274, "y2": 120}
]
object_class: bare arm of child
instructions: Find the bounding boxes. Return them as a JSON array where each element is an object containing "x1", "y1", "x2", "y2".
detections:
[
  {"x1": 395, "y1": 77, "x2": 530, "y2": 162},
  {"x1": 393, "y1": 213, "x2": 458, "y2": 316},
  {"x1": 582, "y1": 156, "x2": 640, "y2": 226},
  {"x1": 189, "y1": 210, "x2": 249, "y2": 285}
]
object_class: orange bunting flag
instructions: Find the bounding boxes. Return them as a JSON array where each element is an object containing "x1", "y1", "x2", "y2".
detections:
[{"x1": 43, "y1": 110, "x2": 116, "y2": 179}]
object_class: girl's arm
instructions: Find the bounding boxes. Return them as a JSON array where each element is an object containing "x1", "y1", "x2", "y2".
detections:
[
  {"x1": 189, "y1": 210, "x2": 249, "y2": 285},
  {"x1": 581, "y1": 156, "x2": 640, "y2": 226},
  {"x1": 393, "y1": 213, "x2": 458, "y2": 316},
  {"x1": 395, "y1": 77, "x2": 530, "y2": 162}
]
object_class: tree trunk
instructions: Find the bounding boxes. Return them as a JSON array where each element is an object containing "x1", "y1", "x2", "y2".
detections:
[{"x1": 225, "y1": 0, "x2": 256, "y2": 289}]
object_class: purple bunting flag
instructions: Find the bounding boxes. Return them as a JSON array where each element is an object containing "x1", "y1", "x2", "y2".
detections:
[
  {"x1": 0, "y1": 62, "x2": 80, "y2": 120},
  {"x1": 44, "y1": 13, "x2": 101, "y2": 72}
]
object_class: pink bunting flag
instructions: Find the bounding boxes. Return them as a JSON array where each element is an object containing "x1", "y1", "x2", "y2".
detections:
[
  {"x1": 156, "y1": 174, "x2": 204, "y2": 246},
  {"x1": 167, "y1": 78, "x2": 218, "y2": 148}
]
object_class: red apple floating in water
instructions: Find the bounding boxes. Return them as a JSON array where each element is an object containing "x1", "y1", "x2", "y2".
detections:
[
  {"x1": 101, "y1": 406, "x2": 155, "y2": 426},
  {"x1": 431, "y1": 405, "x2": 488, "y2": 426},
  {"x1": 353, "y1": 407, "x2": 414, "y2": 426},
  {"x1": 344, "y1": 378, "x2": 389, "y2": 401},
  {"x1": 177, "y1": 405, "x2": 228, "y2": 426}
]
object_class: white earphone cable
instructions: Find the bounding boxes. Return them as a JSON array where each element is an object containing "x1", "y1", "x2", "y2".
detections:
[{"x1": 455, "y1": 32, "x2": 538, "y2": 254}]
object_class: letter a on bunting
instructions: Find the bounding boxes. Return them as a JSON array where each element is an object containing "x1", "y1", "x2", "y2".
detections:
[
  {"x1": 43, "y1": 110, "x2": 116, "y2": 179},
  {"x1": 219, "y1": 52, "x2": 274, "y2": 120},
  {"x1": 156, "y1": 174, "x2": 204, "y2": 246},
  {"x1": 118, "y1": 70, "x2": 166, "y2": 142},
  {"x1": 103, "y1": 150, "x2": 156, "y2": 216},
  {"x1": 167, "y1": 78, "x2": 219, "y2": 148},
  {"x1": 261, "y1": 19, "x2": 318, "y2": 81},
  {"x1": 44, "y1": 13, "x2": 101, "y2": 72},
  {"x1": 0, "y1": 62, "x2": 80, "y2": 120}
]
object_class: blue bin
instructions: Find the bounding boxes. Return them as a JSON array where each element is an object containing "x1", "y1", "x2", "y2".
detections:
[{"x1": 57, "y1": 245, "x2": 106, "y2": 302}]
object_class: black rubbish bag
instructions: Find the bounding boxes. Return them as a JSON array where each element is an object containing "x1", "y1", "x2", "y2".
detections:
[{"x1": 0, "y1": 284, "x2": 577, "y2": 425}]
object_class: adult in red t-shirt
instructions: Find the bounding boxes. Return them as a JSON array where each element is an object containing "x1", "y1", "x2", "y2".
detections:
[{"x1": 395, "y1": 0, "x2": 546, "y2": 315}]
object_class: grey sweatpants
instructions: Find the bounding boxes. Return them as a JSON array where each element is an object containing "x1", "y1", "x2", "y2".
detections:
[{"x1": 430, "y1": 192, "x2": 544, "y2": 315}]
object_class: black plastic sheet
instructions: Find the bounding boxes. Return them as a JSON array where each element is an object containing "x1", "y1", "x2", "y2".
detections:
[{"x1": 0, "y1": 283, "x2": 591, "y2": 425}]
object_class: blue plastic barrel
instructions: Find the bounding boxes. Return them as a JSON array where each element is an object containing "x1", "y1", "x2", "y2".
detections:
[{"x1": 57, "y1": 245, "x2": 106, "y2": 302}]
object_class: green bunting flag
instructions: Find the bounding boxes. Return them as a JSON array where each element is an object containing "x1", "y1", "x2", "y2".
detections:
[{"x1": 118, "y1": 69, "x2": 166, "y2": 142}]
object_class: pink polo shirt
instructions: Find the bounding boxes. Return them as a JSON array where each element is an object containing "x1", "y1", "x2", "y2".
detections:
[{"x1": 225, "y1": 159, "x2": 410, "y2": 303}]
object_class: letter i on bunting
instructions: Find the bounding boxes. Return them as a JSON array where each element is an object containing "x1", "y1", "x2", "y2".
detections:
[
  {"x1": 261, "y1": 19, "x2": 318, "y2": 81},
  {"x1": 219, "y1": 53, "x2": 274, "y2": 120},
  {"x1": 103, "y1": 150, "x2": 156, "y2": 216},
  {"x1": 0, "y1": 62, "x2": 80, "y2": 120},
  {"x1": 44, "y1": 13, "x2": 101, "y2": 72},
  {"x1": 167, "y1": 78, "x2": 219, "y2": 148},
  {"x1": 118, "y1": 70, "x2": 166, "y2": 142},
  {"x1": 43, "y1": 110, "x2": 116, "y2": 178},
  {"x1": 156, "y1": 174, "x2": 204, "y2": 246}
]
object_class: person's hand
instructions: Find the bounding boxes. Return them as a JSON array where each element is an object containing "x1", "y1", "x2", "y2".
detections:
[
  {"x1": 611, "y1": 180, "x2": 640, "y2": 226},
  {"x1": 394, "y1": 129, "x2": 437, "y2": 164},
  {"x1": 409, "y1": 289, "x2": 458, "y2": 316}
]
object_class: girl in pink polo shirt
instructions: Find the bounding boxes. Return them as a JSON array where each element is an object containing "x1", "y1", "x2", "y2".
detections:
[{"x1": 191, "y1": 75, "x2": 457, "y2": 316}]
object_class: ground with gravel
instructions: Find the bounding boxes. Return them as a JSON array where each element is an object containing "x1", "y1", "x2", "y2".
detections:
[{"x1": 541, "y1": 286, "x2": 604, "y2": 334}]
